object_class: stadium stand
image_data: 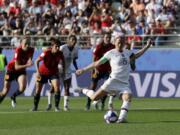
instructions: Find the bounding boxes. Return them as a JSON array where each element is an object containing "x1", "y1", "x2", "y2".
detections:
[{"x1": 0, "y1": 0, "x2": 179, "y2": 48}]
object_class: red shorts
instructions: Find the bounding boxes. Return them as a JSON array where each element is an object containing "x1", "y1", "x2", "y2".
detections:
[{"x1": 5, "y1": 71, "x2": 26, "y2": 82}]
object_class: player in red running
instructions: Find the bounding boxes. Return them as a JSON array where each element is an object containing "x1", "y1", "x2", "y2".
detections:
[
  {"x1": 0, "y1": 37, "x2": 34, "y2": 108},
  {"x1": 32, "y1": 38, "x2": 65, "y2": 112}
]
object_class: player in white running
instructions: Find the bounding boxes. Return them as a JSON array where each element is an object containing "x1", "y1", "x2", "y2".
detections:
[
  {"x1": 76, "y1": 35, "x2": 152, "y2": 123},
  {"x1": 46, "y1": 35, "x2": 79, "y2": 111}
]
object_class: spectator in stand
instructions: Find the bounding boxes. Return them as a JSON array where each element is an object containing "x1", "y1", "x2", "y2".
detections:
[
  {"x1": 0, "y1": 0, "x2": 10, "y2": 13},
  {"x1": 101, "y1": 9, "x2": 113, "y2": 32},
  {"x1": 110, "y1": 18, "x2": 126, "y2": 43},
  {"x1": 49, "y1": 0, "x2": 58, "y2": 6},
  {"x1": 23, "y1": 17, "x2": 39, "y2": 35},
  {"x1": 145, "y1": 0, "x2": 162, "y2": 18},
  {"x1": 155, "y1": 7, "x2": 175, "y2": 31},
  {"x1": 136, "y1": 20, "x2": 150, "y2": 36},
  {"x1": 123, "y1": 20, "x2": 136, "y2": 35},
  {"x1": 127, "y1": 28, "x2": 142, "y2": 49},
  {"x1": 28, "y1": 0, "x2": 43, "y2": 19},
  {"x1": 62, "y1": 10, "x2": 75, "y2": 33},
  {"x1": 136, "y1": 10, "x2": 146, "y2": 24},
  {"x1": 89, "y1": 7, "x2": 101, "y2": 30},
  {"x1": 130, "y1": 0, "x2": 145, "y2": 15},
  {"x1": 145, "y1": 9, "x2": 155, "y2": 24},
  {"x1": 150, "y1": 19, "x2": 165, "y2": 46},
  {"x1": 0, "y1": 19, "x2": 11, "y2": 47},
  {"x1": 8, "y1": 2, "x2": 21, "y2": 17},
  {"x1": 18, "y1": 0, "x2": 28, "y2": 10},
  {"x1": 117, "y1": 6, "x2": 130, "y2": 23},
  {"x1": 12, "y1": 18, "x2": 24, "y2": 34},
  {"x1": 11, "y1": 30, "x2": 21, "y2": 48},
  {"x1": 90, "y1": 21, "x2": 103, "y2": 50},
  {"x1": 76, "y1": 9, "x2": 88, "y2": 27}
]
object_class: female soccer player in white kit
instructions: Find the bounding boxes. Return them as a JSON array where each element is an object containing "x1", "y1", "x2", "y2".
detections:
[{"x1": 76, "y1": 35, "x2": 152, "y2": 123}]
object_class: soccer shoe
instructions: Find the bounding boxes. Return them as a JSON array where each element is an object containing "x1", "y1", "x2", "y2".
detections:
[
  {"x1": 63, "y1": 106, "x2": 70, "y2": 111},
  {"x1": 46, "y1": 104, "x2": 52, "y2": 111},
  {"x1": 74, "y1": 87, "x2": 83, "y2": 93},
  {"x1": 11, "y1": 96, "x2": 16, "y2": 108},
  {"x1": 116, "y1": 118, "x2": 127, "y2": 124},
  {"x1": 55, "y1": 107, "x2": 60, "y2": 112}
]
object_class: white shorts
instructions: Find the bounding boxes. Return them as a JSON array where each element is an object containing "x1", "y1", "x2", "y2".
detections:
[{"x1": 100, "y1": 78, "x2": 132, "y2": 95}]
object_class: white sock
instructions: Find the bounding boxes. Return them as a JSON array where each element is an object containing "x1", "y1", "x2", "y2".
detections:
[
  {"x1": 108, "y1": 95, "x2": 114, "y2": 105},
  {"x1": 64, "y1": 96, "x2": 69, "y2": 107},
  {"x1": 48, "y1": 92, "x2": 53, "y2": 105},
  {"x1": 92, "y1": 100, "x2": 99, "y2": 105},
  {"x1": 118, "y1": 101, "x2": 130, "y2": 120},
  {"x1": 82, "y1": 88, "x2": 95, "y2": 99}
]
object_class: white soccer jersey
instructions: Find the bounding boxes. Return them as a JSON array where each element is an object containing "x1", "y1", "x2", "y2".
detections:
[
  {"x1": 60, "y1": 44, "x2": 79, "y2": 79},
  {"x1": 104, "y1": 48, "x2": 133, "y2": 84}
]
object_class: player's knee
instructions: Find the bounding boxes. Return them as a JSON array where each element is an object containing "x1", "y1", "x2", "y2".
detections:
[
  {"x1": 2, "y1": 87, "x2": 10, "y2": 95},
  {"x1": 1, "y1": 90, "x2": 8, "y2": 96},
  {"x1": 53, "y1": 87, "x2": 60, "y2": 93},
  {"x1": 91, "y1": 96, "x2": 98, "y2": 101},
  {"x1": 19, "y1": 86, "x2": 26, "y2": 92},
  {"x1": 121, "y1": 93, "x2": 132, "y2": 102},
  {"x1": 50, "y1": 86, "x2": 54, "y2": 93}
]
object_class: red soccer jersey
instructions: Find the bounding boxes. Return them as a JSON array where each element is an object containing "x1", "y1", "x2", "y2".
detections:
[
  {"x1": 39, "y1": 49, "x2": 64, "y2": 75},
  {"x1": 7, "y1": 46, "x2": 34, "y2": 72},
  {"x1": 94, "y1": 43, "x2": 114, "y2": 72}
]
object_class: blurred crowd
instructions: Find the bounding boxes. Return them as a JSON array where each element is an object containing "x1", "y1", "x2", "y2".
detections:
[{"x1": 0, "y1": 0, "x2": 179, "y2": 48}]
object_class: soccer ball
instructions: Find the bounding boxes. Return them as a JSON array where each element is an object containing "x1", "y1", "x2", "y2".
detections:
[{"x1": 104, "y1": 110, "x2": 118, "y2": 124}]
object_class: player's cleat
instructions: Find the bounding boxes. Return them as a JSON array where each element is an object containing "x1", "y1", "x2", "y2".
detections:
[
  {"x1": 55, "y1": 107, "x2": 60, "y2": 112},
  {"x1": 74, "y1": 87, "x2": 83, "y2": 93},
  {"x1": 11, "y1": 96, "x2": 16, "y2": 108},
  {"x1": 116, "y1": 118, "x2": 127, "y2": 124},
  {"x1": 63, "y1": 106, "x2": 70, "y2": 111},
  {"x1": 31, "y1": 106, "x2": 38, "y2": 112},
  {"x1": 46, "y1": 104, "x2": 52, "y2": 111}
]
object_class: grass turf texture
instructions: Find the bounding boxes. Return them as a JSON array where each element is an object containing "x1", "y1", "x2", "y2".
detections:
[{"x1": 0, "y1": 97, "x2": 180, "y2": 135}]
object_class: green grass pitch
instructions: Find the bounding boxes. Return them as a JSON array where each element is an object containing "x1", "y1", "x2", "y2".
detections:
[{"x1": 0, "y1": 97, "x2": 180, "y2": 135}]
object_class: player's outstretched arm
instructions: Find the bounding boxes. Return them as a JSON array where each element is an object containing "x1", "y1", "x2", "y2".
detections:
[{"x1": 133, "y1": 39, "x2": 152, "y2": 59}]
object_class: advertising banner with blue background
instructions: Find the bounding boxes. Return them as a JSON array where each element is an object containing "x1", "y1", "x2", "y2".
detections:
[{"x1": 0, "y1": 48, "x2": 180, "y2": 98}]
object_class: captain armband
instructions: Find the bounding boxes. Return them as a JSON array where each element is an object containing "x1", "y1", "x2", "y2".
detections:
[{"x1": 99, "y1": 57, "x2": 108, "y2": 65}]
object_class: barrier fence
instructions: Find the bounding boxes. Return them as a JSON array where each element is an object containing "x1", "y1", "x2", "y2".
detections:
[{"x1": 0, "y1": 34, "x2": 180, "y2": 49}]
